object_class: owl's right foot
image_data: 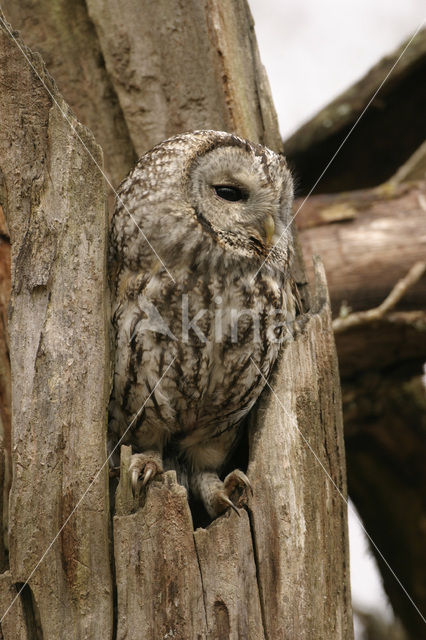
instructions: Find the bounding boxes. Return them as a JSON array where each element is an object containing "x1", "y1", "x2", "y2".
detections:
[{"x1": 129, "y1": 451, "x2": 163, "y2": 492}]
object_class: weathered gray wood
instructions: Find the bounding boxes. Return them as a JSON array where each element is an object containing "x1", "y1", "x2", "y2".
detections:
[
  {"x1": 115, "y1": 448, "x2": 265, "y2": 640},
  {"x1": 248, "y1": 258, "x2": 352, "y2": 639},
  {"x1": 0, "y1": 13, "x2": 112, "y2": 639},
  {"x1": 114, "y1": 465, "x2": 207, "y2": 640},
  {"x1": 114, "y1": 443, "x2": 137, "y2": 517},
  {"x1": 0, "y1": 206, "x2": 11, "y2": 572},
  {"x1": 194, "y1": 512, "x2": 265, "y2": 640},
  {"x1": 1, "y1": 0, "x2": 135, "y2": 189},
  {"x1": 86, "y1": 0, "x2": 282, "y2": 155}
]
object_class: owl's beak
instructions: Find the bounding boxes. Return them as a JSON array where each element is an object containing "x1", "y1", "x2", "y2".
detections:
[{"x1": 264, "y1": 214, "x2": 275, "y2": 246}]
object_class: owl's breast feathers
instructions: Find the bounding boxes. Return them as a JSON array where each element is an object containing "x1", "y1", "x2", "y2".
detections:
[{"x1": 110, "y1": 259, "x2": 295, "y2": 450}]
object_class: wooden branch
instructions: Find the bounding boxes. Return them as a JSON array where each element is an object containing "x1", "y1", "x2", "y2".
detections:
[
  {"x1": 297, "y1": 179, "x2": 426, "y2": 378},
  {"x1": 0, "y1": 12, "x2": 112, "y2": 638},
  {"x1": 297, "y1": 179, "x2": 426, "y2": 315},
  {"x1": 333, "y1": 261, "x2": 426, "y2": 332}
]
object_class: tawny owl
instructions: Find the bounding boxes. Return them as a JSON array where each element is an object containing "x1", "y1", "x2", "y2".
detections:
[{"x1": 108, "y1": 130, "x2": 295, "y2": 518}]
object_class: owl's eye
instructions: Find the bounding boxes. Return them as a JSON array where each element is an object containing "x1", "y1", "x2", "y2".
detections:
[{"x1": 213, "y1": 185, "x2": 245, "y2": 202}]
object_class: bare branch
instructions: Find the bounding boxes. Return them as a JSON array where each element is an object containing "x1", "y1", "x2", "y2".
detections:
[{"x1": 333, "y1": 261, "x2": 426, "y2": 333}]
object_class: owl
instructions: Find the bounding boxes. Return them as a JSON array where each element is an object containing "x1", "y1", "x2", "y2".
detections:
[{"x1": 108, "y1": 130, "x2": 295, "y2": 518}]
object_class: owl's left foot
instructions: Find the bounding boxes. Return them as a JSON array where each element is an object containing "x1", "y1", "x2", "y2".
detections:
[
  {"x1": 129, "y1": 451, "x2": 163, "y2": 492},
  {"x1": 218, "y1": 469, "x2": 253, "y2": 516},
  {"x1": 192, "y1": 469, "x2": 253, "y2": 518}
]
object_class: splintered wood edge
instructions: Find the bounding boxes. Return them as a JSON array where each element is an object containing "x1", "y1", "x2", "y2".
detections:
[
  {"x1": 312, "y1": 254, "x2": 331, "y2": 315},
  {"x1": 114, "y1": 445, "x2": 134, "y2": 516}
]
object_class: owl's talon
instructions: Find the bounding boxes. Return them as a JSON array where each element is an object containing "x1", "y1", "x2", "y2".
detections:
[
  {"x1": 142, "y1": 463, "x2": 156, "y2": 486},
  {"x1": 131, "y1": 468, "x2": 140, "y2": 491},
  {"x1": 224, "y1": 469, "x2": 253, "y2": 499},
  {"x1": 219, "y1": 495, "x2": 241, "y2": 516},
  {"x1": 210, "y1": 491, "x2": 241, "y2": 517},
  {"x1": 207, "y1": 469, "x2": 253, "y2": 517},
  {"x1": 212, "y1": 485, "x2": 245, "y2": 517},
  {"x1": 129, "y1": 453, "x2": 163, "y2": 493}
]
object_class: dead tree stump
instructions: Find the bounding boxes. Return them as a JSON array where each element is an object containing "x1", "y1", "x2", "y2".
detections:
[{"x1": 0, "y1": 4, "x2": 353, "y2": 639}]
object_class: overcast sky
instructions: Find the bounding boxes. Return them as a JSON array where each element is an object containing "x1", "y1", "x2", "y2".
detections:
[
  {"x1": 248, "y1": 0, "x2": 425, "y2": 627},
  {"x1": 249, "y1": 0, "x2": 425, "y2": 139}
]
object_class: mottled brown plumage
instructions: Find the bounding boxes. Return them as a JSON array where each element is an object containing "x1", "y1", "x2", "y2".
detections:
[{"x1": 108, "y1": 130, "x2": 295, "y2": 517}]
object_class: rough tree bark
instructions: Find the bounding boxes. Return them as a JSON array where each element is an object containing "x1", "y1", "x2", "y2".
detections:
[
  {"x1": 0, "y1": 14, "x2": 112, "y2": 639},
  {"x1": 0, "y1": 3, "x2": 353, "y2": 639},
  {"x1": 0, "y1": 205, "x2": 10, "y2": 573},
  {"x1": 0, "y1": 0, "x2": 136, "y2": 189}
]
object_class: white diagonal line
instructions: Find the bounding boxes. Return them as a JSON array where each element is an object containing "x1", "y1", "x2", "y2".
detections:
[
  {"x1": 0, "y1": 15, "x2": 176, "y2": 284},
  {"x1": 250, "y1": 356, "x2": 426, "y2": 627},
  {"x1": 0, "y1": 356, "x2": 176, "y2": 624},
  {"x1": 252, "y1": 19, "x2": 426, "y2": 282}
]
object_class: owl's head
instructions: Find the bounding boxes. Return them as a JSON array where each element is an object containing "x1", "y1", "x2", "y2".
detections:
[
  {"x1": 112, "y1": 131, "x2": 294, "y2": 274},
  {"x1": 186, "y1": 131, "x2": 294, "y2": 264}
]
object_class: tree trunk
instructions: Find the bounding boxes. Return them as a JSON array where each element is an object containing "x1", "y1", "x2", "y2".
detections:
[
  {"x1": 1, "y1": 0, "x2": 136, "y2": 189},
  {"x1": 0, "y1": 13, "x2": 112, "y2": 638},
  {"x1": 0, "y1": 3, "x2": 352, "y2": 639}
]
